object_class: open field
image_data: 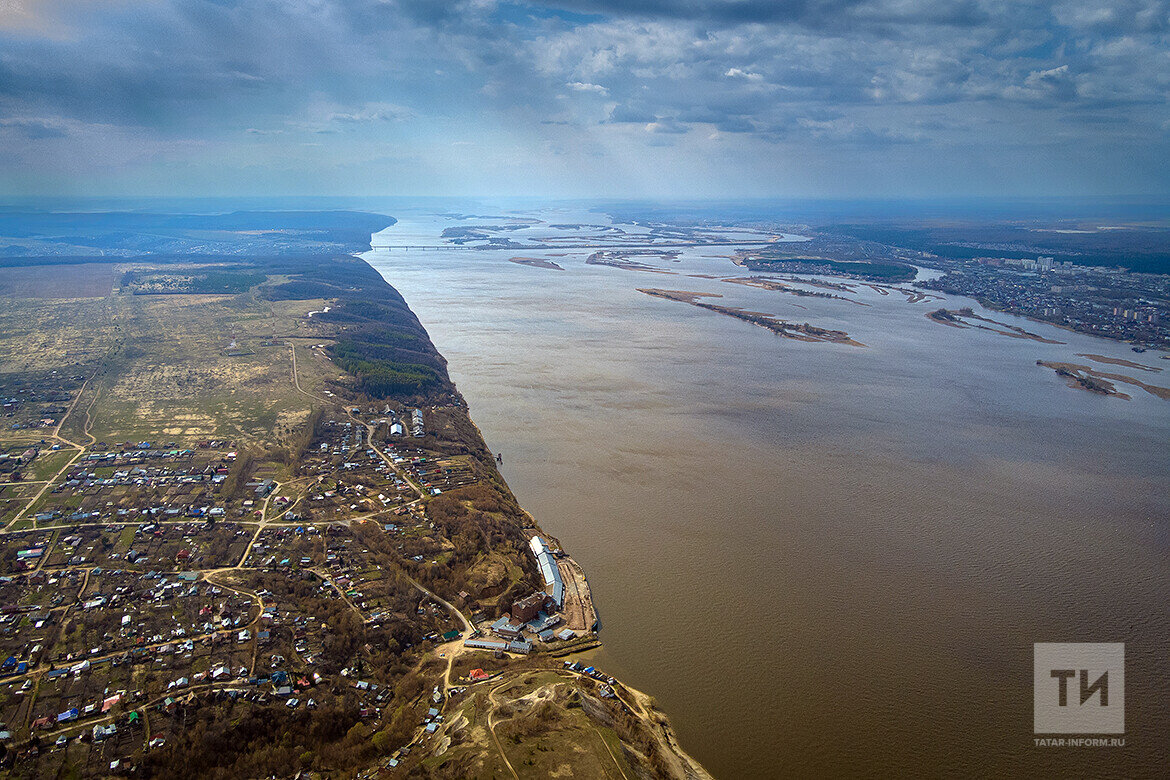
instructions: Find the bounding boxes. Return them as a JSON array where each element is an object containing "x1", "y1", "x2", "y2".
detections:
[
  {"x1": 0, "y1": 265, "x2": 342, "y2": 448},
  {"x1": 0, "y1": 264, "x2": 119, "y2": 299}
]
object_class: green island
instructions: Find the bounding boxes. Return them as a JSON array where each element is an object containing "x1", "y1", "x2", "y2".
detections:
[{"x1": 0, "y1": 253, "x2": 709, "y2": 779}]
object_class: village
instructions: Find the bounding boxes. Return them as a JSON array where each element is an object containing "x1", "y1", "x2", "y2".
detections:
[
  {"x1": 0, "y1": 251, "x2": 704, "y2": 779},
  {"x1": 0, "y1": 368, "x2": 602, "y2": 777}
]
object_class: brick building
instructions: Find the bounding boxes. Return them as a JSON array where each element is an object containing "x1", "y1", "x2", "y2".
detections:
[{"x1": 511, "y1": 592, "x2": 553, "y2": 624}]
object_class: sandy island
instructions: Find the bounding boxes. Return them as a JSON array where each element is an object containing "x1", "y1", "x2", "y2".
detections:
[
  {"x1": 1036, "y1": 360, "x2": 1170, "y2": 401},
  {"x1": 638, "y1": 288, "x2": 865, "y2": 346},
  {"x1": 1078, "y1": 353, "x2": 1162, "y2": 373},
  {"x1": 507, "y1": 256, "x2": 564, "y2": 270},
  {"x1": 772, "y1": 275, "x2": 856, "y2": 293},
  {"x1": 927, "y1": 308, "x2": 1064, "y2": 343},
  {"x1": 722, "y1": 275, "x2": 869, "y2": 305},
  {"x1": 889, "y1": 286, "x2": 937, "y2": 304},
  {"x1": 587, "y1": 250, "x2": 680, "y2": 274}
]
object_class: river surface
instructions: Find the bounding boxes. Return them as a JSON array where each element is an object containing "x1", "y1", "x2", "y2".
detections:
[{"x1": 365, "y1": 208, "x2": 1169, "y2": 779}]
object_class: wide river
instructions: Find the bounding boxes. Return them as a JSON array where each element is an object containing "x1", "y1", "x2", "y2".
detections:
[{"x1": 366, "y1": 208, "x2": 1169, "y2": 778}]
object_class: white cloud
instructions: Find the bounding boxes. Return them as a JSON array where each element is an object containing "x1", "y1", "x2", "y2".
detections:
[
  {"x1": 566, "y1": 81, "x2": 609, "y2": 94},
  {"x1": 327, "y1": 102, "x2": 414, "y2": 124},
  {"x1": 725, "y1": 67, "x2": 763, "y2": 80}
]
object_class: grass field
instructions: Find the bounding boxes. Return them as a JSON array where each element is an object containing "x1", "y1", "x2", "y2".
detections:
[
  {"x1": 27, "y1": 450, "x2": 77, "y2": 481},
  {"x1": 0, "y1": 263, "x2": 119, "y2": 299},
  {"x1": 0, "y1": 263, "x2": 344, "y2": 453}
]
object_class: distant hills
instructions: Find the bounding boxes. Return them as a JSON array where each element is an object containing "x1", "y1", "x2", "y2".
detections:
[{"x1": 0, "y1": 210, "x2": 396, "y2": 260}]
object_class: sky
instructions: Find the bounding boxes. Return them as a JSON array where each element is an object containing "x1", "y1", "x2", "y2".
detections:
[{"x1": 0, "y1": 0, "x2": 1168, "y2": 199}]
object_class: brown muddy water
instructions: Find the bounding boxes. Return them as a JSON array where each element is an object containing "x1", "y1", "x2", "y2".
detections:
[{"x1": 366, "y1": 211, "x2": 1169, "y2": 779}]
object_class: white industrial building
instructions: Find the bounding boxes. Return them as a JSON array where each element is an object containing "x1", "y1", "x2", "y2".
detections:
[{"x1": 529, "y1": 535, "x2": 564, "y2": 606}]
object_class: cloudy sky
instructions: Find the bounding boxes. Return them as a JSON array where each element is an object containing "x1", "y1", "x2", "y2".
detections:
[{"x1": 1, "y1": 0, "x2": 1167, "y2": 198}]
